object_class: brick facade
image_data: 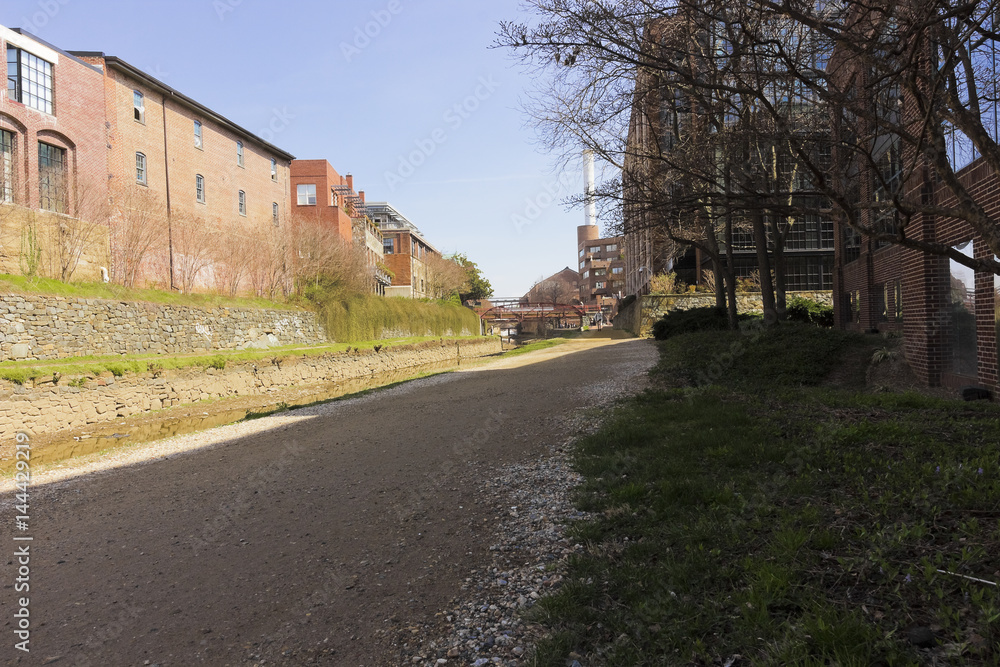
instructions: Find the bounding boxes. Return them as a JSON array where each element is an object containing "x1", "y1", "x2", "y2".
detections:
[
  {"x1": 577, "y1": 224, "x2": 624, "y2": 310},
  {"x1": 0, "y1": 27, "x2": 110, "y2": 280},
  {"x1": 369, "y1": 202, "x2": 438, "y2": 299}
]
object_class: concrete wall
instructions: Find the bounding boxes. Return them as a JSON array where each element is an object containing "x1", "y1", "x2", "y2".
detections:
[
  {"x1": 615, "y1": 291, "x2": 834, "y2": 337},
  {"x1": 0, "y1": 337, "x2": 500, "y2": 441},
  {"x1": 0, "y1": 293, "x2": 327, "y2": 361}
]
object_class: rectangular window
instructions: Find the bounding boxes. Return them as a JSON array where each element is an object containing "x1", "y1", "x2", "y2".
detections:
[
  {"x1": 0, "y1": 130, "x2": 13, "y2": 203},
  {"x1": 237, "y1": 141, "x2": 244, "y2": 167},
  {"x1": 133, "y1": 90, "x2": 145, "y2": 123},
  {"x1": 135, "y1": 152, "x2": 147, "y2": 185},
  {"x1": 238, "y1": 190, "x2": 246, "y2": 216},
  {"x1": 38, "y1": 142, "x2": 66, "y2": 213},
  {"x1": 272, "y1": 202, "x2": 279, "y2": 226},
  {"x1": 7, "y1": 47, "x2": 54, "y2": 114},
  {"x1": 194, "y1": 120, "x2": 203, "y2": 149},
  {"x1": 297, "y1": 183, "x2": 316, "y2": 206},
  {"x1": 384, "y1": 238, "x2": 394, "y2": 254},
  {"x1": 588, "y1": 246, "x2": 601, "y2": 254},
  {"x1": 271, "y1": 158, "x2": 277, "y2": 181},
  {"x1": 606, "y1": 244, "x2": 618, "y2": 252},
  {"x1": 612, "y1": 267, "x2": 624, "y2": 274},
  {"x1": 196, "y1": 174, "x2": 205, "y2": 203},
  {"x1": 595, "y1": 281, "x2": 606, "y2": 289}
]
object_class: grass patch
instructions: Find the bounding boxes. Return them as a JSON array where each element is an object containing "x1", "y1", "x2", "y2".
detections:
[
  {"x1": 0, "y1": 336, "x2": 483, "y2": 385},
  {"x1": 531, "y1": 324, "x2": 1000, "y2": 665},
  {"x1": 0, "y1": 273, "x2": 292, "y2": 310},
  {"x1": 312, "y1": 292, "x2": 480, "y2": 343},
  {"x1": 503, "y1": 338, "x2": 570, "y2": 357}
]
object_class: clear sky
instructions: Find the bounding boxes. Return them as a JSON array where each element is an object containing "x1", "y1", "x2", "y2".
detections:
[{"x1": 1, "y1": 0, "x2": 597, "y2": 297}]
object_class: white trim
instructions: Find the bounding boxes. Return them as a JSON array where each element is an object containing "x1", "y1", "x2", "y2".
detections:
[{"x1": 0, "y1": 26, "x2": 60, "y2": 65}]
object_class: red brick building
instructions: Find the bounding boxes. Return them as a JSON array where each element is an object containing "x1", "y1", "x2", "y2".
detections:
[
  {"x1": 1, "y1": 26, "x2": 110, "y2": 279},
  {"x1": 523, "y1": 267, "x2": 581, "y2": 304},
  {"x1": 71, "y1": 52, "x2": 295, "y2": 290},
  {"x1": 290, "y1": 160, "x2": 389, "y2": 294}
]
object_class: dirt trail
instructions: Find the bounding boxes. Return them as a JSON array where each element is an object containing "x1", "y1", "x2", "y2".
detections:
[{"x1": 1, "y1": 335, "x2": 655, "y2": 666}]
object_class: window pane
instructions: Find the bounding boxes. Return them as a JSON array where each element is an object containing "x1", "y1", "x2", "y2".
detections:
[
  {"x1": 950, "y1": 242, "x2": 977, "y2": 377},
  {"x1": 38, "y1": 142, "x2": 66, "y2": 213},
  {"x1": 0, "y1": 130, "x2": 13, "y2": 203},
  {"x1": 136, "y1": 152, "x2": 146, "y2": 184},
  {"x1": 196, "y1": 175, "x2": 205, "y2": 203}
]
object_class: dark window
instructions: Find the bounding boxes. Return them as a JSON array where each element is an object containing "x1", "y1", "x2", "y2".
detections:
[
  {"x1": 38, "y1": 142, "x2": 66, "y2": 213},
  {"x1": 133, "y1": 90, "x2": 145, "y2": 123},
  {"x1": 383, "y1": 238, "x2": 394, "y2": 254},
  {"x1": 136, "y1": 152, "x2": 147, "y2": 185},
  {"x1": 0, "y1": 130, "x2": 13, "y2": 203},
  {"x1": 7, "y1": 47, "x2": 53, "y2": 114}
]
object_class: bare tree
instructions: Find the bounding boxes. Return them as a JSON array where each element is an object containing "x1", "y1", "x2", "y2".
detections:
[
  {"x1": 50, "y1": 180, "x2": 110, "y2": 282},
  {"x1": 171, "y1": 211, "x2": 217, "y2": 293},
  {"x1": 424, "y1": 253, "x2": 467, "y2": 300},
  {"x1": 109, "y1": 185, "x2": 168, "y2": 288}
]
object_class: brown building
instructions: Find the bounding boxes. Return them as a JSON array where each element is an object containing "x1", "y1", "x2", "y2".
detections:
[
  {"x1": 368, "y1": 201, "x2": 438, "y2": 299},
  {"x1": 578, "y1": 223, "x2": 625, "y2": 311},
  {"x1": 1, "y1": 26, "x2": 110, "y2": 280},
  {"x1": 523, "y1": 267, "x2": 582, "y2": 304},
  {"x1": 69, "y1": 51, "x2": 295, "y2": 290}
]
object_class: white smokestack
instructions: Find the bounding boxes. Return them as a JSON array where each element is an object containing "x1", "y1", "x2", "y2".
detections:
[{"x1": 584, "y1": 149, "x2": 597, "y2": 228}]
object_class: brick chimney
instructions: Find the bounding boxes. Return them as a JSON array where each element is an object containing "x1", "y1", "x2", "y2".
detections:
[
  {"x1": 346, "y1": 174, "x2": 354, "y2": 191},
  {"x1": 359, "y1": 190, "x2": 365, "y2": 203}
]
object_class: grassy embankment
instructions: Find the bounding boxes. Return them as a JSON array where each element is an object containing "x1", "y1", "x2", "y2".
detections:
[
  {"x1": 0, "y1": 274, "x2": 484, "y2": 385},
  {"x1": 530, "y1": 322, "x2": 1000, "y2": 666}
]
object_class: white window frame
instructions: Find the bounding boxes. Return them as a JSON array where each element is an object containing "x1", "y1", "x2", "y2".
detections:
[
  {"x1": 196, "y1": 174, "x2": 205, "y2": 203},
  {"x1": 133, "y1": 90, "x2": 145, "y2": 123},
  {"x1": 238, "y1": 190, "x2": 247, "y2": 216},
  {"x1": 297, "y1": 183, "x2": 317, "y2": 206},
  {"x1": 194, "y1": 120, "x2": 203, "y2": 149},
  {"x1": 136, "y1": 152, "x2": 147, "y2": 185},
  {"x1": 237, "y1": 141, "x2": 244, "y2": 167}
]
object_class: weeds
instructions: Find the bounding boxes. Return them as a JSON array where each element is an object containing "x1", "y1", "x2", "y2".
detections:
[{"x1": 531, "y1": 326, "x2": 1000, "y2": 665}]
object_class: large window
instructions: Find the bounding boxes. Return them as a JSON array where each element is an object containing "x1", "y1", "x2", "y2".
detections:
[
  {"x1": 297, "y1": 184, "x2": 316, "y2": 206},
  {"x1": 0, "y1": 130, "x2": 13, "y2": 203},
  {"x1": 38, "y1": 142, "x2": 66, "y2": 213},
  {"x1": 950, "y1": 242, "x2": 977, "y2": 378},
  {"x1": 196, "y1": 174, "x2": 205, "y2": 203},
  {"x1": 384, "y1": 237, "x2": 394, "y2": 254},
  {"x1": 133, "y1": 91, "x2": 145, "y2": 123},
  {"x1": 7, "y1": 47, "x2": 54, "y2": 114},
  {"x1": 135, "y1": 152, "x2": 147, "y2": 185}
]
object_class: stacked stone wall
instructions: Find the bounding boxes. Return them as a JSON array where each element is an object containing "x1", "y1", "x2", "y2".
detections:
[
  {"x1": 0, "y1": 294, "x2": 328, "y2": 361},
  {"x1": 0, "y1": 337, "x2": 500, "y2": 441}
]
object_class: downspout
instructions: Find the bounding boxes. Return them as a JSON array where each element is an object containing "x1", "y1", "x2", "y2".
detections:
[{"x1": 162, "y1": 92, "x2": 175, "y2": 290}]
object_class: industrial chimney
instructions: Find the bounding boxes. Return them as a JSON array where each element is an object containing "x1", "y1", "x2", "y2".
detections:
[{"x1": 584, "y1": 149, "x2": 597, "y2": 228}]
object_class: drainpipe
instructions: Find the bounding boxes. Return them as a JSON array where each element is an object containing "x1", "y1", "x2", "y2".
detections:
[{"x1": 162, "y1": 93, "x2": 175, "y2": 290}]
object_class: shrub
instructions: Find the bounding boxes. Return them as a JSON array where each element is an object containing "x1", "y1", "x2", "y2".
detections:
[
  {"x1": 648, "y1": 271, "x2": 679, "y2": 294},
  {"x1": 652, "y1": 307, "x2": 730, "y2": 340},
  {"x1": 786, "y1": 296, "x2": 834, "y2": 327},
  {"x1": 208, "y1": 356, "x2": 227, "y2": 370}
]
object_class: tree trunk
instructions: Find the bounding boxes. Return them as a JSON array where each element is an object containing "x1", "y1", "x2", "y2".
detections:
[
  {"x1": 753, "y1": 210, "x2": 778, "y2": 325},
  {"x1": 724, "y1": 204, "x2": 738, "y2": 330}
]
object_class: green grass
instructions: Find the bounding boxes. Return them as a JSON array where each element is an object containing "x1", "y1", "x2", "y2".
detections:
[
  {"x1": 503, "y1": 338, "x2": 570, "y2": 357},
  {"x1": 0, "y1": 273, "x2": 293, "y2": 310},
  {"x1": 0, "y1": 336, "x2": 483, "y2": 386},
  {"x1": 314, "y1": 292, "x2": 481, "y2": 343},
  {"x1": 529, "y1": 323, "x2": 1000, "y2": 666}
]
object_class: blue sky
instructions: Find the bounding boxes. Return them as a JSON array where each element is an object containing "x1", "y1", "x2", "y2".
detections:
[{"x1": 2, "y1": 0, "x2": 596, "y2": 297}]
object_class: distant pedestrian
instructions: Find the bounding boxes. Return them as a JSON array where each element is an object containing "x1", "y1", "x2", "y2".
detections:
[{"x1": 594, "y1": 311, "x2": 604, "y2": 330}]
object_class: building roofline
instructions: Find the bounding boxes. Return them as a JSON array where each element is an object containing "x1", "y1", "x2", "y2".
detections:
[
  {"x1": 367, "y1": 201, "x2": 439, "y2": 254},
  {"x1": 7, "y1": 27, "x2": 102, "y2": 74},
  {"x1": 68, "y1": 53, "x2": 295, "y2": 161}
]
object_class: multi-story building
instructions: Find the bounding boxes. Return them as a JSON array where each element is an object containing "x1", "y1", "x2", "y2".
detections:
[
  {"x1": 621, "y1": 13, "x2": 834, "y2": 297},
  {"x1": 522, "y1": 267, "x2": 581, "y2": 304},
  {"x1": 291, "y1": 160, "x2": 389, "y2": 294},
  {"x1": 368, "y1": 202, "x2": 438, "y2": 299},
  {"x1": 70, "y1": 51, "x2": 294, "y2": 290},
  {"x1": 578, "y1": 223, "x2": 625, "y2": 311},
  {"x1": 1, "y1": 26, "x2": 110, "y2": 280}
]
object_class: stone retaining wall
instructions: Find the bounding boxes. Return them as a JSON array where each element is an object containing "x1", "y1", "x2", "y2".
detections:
[
  {"x1": 0, "y1": 337, "x2": 500, "y2": 441},
  {"x1": 0, "y1": 294, "x2": 329, "y2": 362},
  {"x1": 615, "y1": 291, "x2": 834, "y2": 337}
]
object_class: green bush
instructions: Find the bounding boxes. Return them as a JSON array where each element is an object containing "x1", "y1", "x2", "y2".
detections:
[
  {"x1": 786, "y1": 296, "x2": 834, "y2": 327},
  {"x1": 652, "y1": 307, "x2": 730, "y2": 340}
]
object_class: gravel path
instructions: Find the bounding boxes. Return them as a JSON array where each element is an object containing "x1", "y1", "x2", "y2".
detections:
[{"x1": 0, "y1": 335, "x2": 656, "y2": 666}]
